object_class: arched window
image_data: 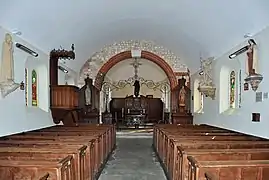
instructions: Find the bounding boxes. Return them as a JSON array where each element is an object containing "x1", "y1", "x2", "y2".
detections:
[
  {"x1": 31, "y1": 70, "x2": 38, "y2": 106},
  {"x1": 25, "y1": 68, "x2": 28, "y2": 106},
  {"x1": 230, "y1": 71, "x2": 236, "y2": 108},
  {"x1": 219, "y1": 66, "x2": 230, "y2": 113}
]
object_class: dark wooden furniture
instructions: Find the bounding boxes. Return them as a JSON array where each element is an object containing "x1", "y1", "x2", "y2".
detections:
[
  {"x1": 171, "y1": 77, "x2": 193, "y2": 124},
  {"x1": 172, "y1": 113, "x2": 193, "y2": 124},
  {"x1": 49, "y1": 46, "x2": 79, "y2": 125},
  {"x1": 102, "y1": 112, "x2": 113, "y2": 124},
  {"x1": 78, "y1": 76, "x2": 100, "y2": 124},
  {"x1": 110, "y1": 95, "x2": 163, "y2": 125}
]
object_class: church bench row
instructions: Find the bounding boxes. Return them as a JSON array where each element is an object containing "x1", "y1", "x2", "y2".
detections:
[
  {"x1": 153, "y1": 124, "x2": 269, "y2": 180},
  {"x1": 0, "y1": 124, "x2": 116, "y2": 180}
]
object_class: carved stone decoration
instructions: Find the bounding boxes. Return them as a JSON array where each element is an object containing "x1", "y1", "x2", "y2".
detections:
[
  {"x1": 198, "y1": 57, "x2": 216, "y2": 100},
  {"x1": 79, "y1": 40, "x2": 187, "y2": 83},
  {"x1": 0, "y1": 33, "x2": 20, "y2": 98},
  {"x1": 102, "y1": 77, "x2": 170, "y2": 93}
]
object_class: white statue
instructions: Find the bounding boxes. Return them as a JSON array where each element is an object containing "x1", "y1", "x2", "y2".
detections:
[
  {"x1": 0, "y1": 33, "x2": 19, "y2": 98},
  {"x1": 84, "y1": 76, "x2": 92, "y2": 106},
  {"x1": 85, "y1": 84, "x2": 92, "y2": 105}
]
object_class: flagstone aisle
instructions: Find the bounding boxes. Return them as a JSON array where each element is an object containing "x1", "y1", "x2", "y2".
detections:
[{"x1": 98, "y1": 132, "x2": 167, "y2": 180}]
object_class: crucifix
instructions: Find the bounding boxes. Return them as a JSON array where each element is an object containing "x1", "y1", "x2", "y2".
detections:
[{"x1": 130, "y1": 58, "x2": 142, "y2": 97}]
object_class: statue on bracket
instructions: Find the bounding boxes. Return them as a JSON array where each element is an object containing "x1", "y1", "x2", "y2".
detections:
[
  {"x1": 244, "y1": 39, "x2": 263, "y2": 91},
  {"x1": 177, "y1": 77, "x2": 191, "y2": 114},
  {"x1": 84, "y1": 75, "x2": 92, "y2": 106},
  {"x1": 178, "y1": 77, "x2": 187, "y2": 107},
  {"x1": 0, "y1": 33, "x2": 20, "y2": 98}
]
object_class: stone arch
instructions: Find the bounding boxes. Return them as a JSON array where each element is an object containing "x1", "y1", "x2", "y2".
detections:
[
  {"x1": 94, "y1": 51, "x2": 177, "y2": 90},
  {"x1": 79, "y1": 40, "x2": 188, "y2": 85},
  {"x1": 93, "y1": 50, "x2": 177, "y2": 112}
]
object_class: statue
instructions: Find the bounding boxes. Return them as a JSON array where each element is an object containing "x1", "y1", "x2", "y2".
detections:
[
  {"x1": 0, "y1": 33, "x2": 14, "y2": 83},
  {"x1": 0, "y1": 33, "x2": 19, "y2": 98},
  {"x1": 178, "y1": 77, "x2": 187, "y2": 112},
  {"x1": 179, "y1": 86, "x2": 186, "y2": 106},
  {"x1": 133, "y1": 80, "x2": 140, "y2": 97},
  {"x1": 246, "y1": 39, "x2": 257, "y2": 75},
  {"x1": 84, "y1": 76, "x2": 92, "y2": 106}
]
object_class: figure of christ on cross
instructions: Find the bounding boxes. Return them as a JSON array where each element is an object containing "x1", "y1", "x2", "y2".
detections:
[{"x1": 130, "y1": 58, "x2": 142, "y2": 97}]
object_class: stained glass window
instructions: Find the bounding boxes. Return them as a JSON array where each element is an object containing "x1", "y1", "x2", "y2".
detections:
[
  {"x1": 230, "y1": 71, "x2": 236, "y2": 108},
  {"x1": 31, "y1": 70, "x2": 37, "y2": 106},
  {"x1": 25, "y1": 68, "x2": 28, "y2": 106},
  {"x1": 200, "y1": 92, "x2": 204, "y2": 110}
]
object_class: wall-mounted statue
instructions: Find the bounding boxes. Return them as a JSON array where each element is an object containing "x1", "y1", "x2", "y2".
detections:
[
  {"x1": 177, "y1": 77, "x2": 191, "y2": 113},
  {"x1": 0, "y1": 33, "x2": 20, "y2": 98},
  {"x1": 178, "y1": 77, "x2": 186, "y2": 107}
]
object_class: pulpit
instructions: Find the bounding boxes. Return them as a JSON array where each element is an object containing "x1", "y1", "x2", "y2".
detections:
[
  {"x1": 172, "y1": 77, "x2": 193, "y2": 124},
  {"x1": 50, "y1": 85, "x2": 80, "y2": 125}
]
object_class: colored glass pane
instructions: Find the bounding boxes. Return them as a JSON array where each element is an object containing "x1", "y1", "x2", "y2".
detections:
[
  {"x1": 230, "y1": 71, "x2": 236, "y2": 108},
  {"x1": 32, "y1": 70, "x2": 37, "y2": 106}
]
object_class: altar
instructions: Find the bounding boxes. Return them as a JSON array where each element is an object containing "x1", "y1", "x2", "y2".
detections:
[
  {"x1": 126, "y1": 114, "x2": 146, "y2": 127},
  {"x1": 109, "y1": 95, "x2": 163, "y2": 128}
]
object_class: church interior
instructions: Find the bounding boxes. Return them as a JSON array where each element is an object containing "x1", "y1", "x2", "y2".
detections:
[{"x1": 1, "y1": 0, "x2": 269, "y2": 179}]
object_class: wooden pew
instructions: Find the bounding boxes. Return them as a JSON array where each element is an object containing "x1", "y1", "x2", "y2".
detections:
[
  {"x1": 163, "y1": 132, "x2": 261, "y2": 171},
  {"x1": 0, "y1": 135, "x2": 98, "y2": 179},
  {"x1": 8, "y1": 132, "x2": 104, "y2": 170},
  {"x1": 0, "y1": 155, "x2": 75, "y2": 180},
  {"x1": 153, "y1": 124, "x2": 269, "y2": 180},
  {"x1": 0, "y1": 124, "x2": 116, "y2": 180},
  {"x1": 0, "y1": 145, "x2": 90, "y2": 180},
  {"x1": 188, "y1": 156, "x2": 269, "y2": 180},
  {"x1": 178, "y1": 148, "x2": 269, "y2": 180}
]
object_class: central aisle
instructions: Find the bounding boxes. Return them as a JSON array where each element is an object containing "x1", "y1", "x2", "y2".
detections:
[{"x1": 99, "y1": 131, "x2": 167, "y2": 180}]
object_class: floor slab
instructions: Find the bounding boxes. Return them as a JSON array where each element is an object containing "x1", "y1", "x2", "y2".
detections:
[{"x1": 99, "y1": 133, "x2": 167, "y2": 180}]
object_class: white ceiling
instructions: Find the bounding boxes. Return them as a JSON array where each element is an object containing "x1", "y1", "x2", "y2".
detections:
[
  {"x1": 106, "y1": 58, "x2": 167, "y2": 82},
  {"x1": 1, "y1": 0, "x2": 269, "y2": 72}
]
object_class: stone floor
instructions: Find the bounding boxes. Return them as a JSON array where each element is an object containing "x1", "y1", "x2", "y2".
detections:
[{"x1": 98, "y1": 131, "x2": 167, "y2": 180}]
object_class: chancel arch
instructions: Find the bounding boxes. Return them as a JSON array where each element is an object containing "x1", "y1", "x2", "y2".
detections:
[{"x1": 92, "y1": 51, "x2": 177, "y2": 108}]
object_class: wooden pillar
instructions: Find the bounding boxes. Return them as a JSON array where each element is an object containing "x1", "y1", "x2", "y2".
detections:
[{"x1": 49, "y1": 56, "x2": 58, "y2": 86}]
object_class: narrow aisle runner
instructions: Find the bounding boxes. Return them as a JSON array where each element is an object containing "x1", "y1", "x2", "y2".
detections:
[{"x1": 99, "y1": 134, "x2": 167, "y2": 180}]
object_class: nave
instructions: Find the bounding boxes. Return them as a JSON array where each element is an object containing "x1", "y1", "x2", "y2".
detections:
[
  {"x1": 1, "y1": 123, "x2": 269, "y2": 179},
  {"x1": 99, "y1": 131, "x2": 166, "y2": 180}
]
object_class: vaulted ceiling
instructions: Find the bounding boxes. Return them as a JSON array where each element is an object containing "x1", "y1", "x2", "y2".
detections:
[{"x1": 1, "y1": 0, "x2": 269, "y2": 72}]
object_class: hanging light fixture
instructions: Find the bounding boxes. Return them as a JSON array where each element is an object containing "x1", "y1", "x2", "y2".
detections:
[{"x1": 16, "y1": 43, "x2": 38, "y2": 57}]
